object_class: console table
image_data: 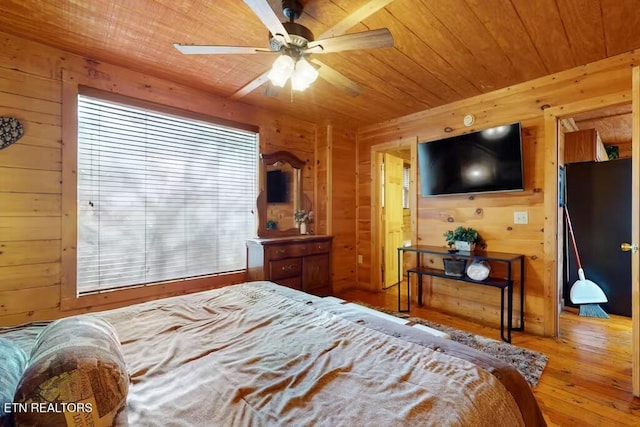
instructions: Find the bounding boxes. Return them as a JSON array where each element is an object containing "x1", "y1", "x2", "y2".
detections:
[{"x1": 396, "y1": 245, "x2": 524, "y2": 343}]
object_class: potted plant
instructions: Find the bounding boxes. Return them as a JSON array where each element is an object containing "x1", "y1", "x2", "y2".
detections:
[
  {"x1": 444, "y1": 226, "x2": 485, "y2": 252},
  {"x1": 294, "y1": 210, "x2": 313, "y2": 234}
]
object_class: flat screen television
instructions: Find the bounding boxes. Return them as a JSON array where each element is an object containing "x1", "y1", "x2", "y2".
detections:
[
  {"x1": 417, "y1": 122, "x2": 524, "y2": 197},
  {"x1": 266, "y1": 170, "x2": 290, "y2": 203}
]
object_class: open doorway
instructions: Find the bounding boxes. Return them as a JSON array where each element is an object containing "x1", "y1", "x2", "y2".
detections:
[
  {"x1": 560, "y1": 104, "x2": 632, "y2": 317},
  {"x1": 370, "y1": 139, "x2": 417, "y2": 293},
  {"x1": 554, "y1": 101, "x2": 634, "y2": 392}
]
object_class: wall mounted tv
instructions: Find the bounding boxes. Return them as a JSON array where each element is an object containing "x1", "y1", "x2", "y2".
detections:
[{"x1": 417, "y1": 122, "x2": 524, "y2": 197}]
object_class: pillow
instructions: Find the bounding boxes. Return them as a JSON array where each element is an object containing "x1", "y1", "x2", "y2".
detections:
[
  {"x1": 13, "y1": 316, "x2": 129, "y2": 427},
  {"x1": 0, "y1": 338, "x2": 28, "y2": 427}
]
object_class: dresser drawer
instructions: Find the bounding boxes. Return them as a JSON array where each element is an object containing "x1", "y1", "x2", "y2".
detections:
[
  {"x1": 268, "y1": 244, "x2": 308, "y2": 260},
  {"x1": 308, "y1": 240, "x2": 331, "y2": 255},
  {"x1": 274, "y1": 276, "x2": 302, "y2": 291},
  {"x1": 269, "y1": 258, "x2": 302, "y2": 280}
]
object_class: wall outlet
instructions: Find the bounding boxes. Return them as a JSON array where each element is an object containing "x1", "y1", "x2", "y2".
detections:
[
  {"x1": 514, "y1": 211, "x2": 528, "y2": 224},
  {"x1": 358, "y1": 254, "x2": 363, "y2": 264}
]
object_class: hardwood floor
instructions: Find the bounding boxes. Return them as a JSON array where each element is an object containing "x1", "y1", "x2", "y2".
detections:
[{"x1": 335, "y1": 286, "x2": 640, "y2": 427}]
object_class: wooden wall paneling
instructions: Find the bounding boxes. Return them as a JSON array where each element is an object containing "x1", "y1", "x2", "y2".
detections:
[
  {"x1": 0, "y1": 67, "x2": 61, "y2": 101},
  {"x1": 0, "y1": 33, "x2": 66, "y2": 80},
  {"x1": 0, "y1": 240, "x2": 60, "y2": 267},
  {"x1": 315, "y1": 124, "x2": 329, "y2": 236},
  {"x1": 0, "y1": 217, "x2": 60, "y2": 241},
  {"x1": 0, "y1": 169, "x2": 60, "y2": 193},
  {"x1": 329, "y1": 124, "x2": 357, "y2": 293},
  {"x1": 0, "y1": 91, "x2": 59, "y2": 117},
  {"x1": 0, "y1": 263, "x2": 60, "y2": 292},
  {"x1": 0, "y1": 144, "x2": 60, "y2": 170},
  {"x1": 358, "y1": 54, "x2": 636, "y2": 336},
  {"x1": 0, "y1": 32, "x2": 320, "y2": 326},
  {"x1": 0, "y1": 194, "x2": 60, "y2": 217},
  {"x1": 60, "y1": 75, "x2": 78, "y2": 305},
  {"x1": 413, "y1": 122, "x2": 545, "y2": 330},
  {"x1": 631, "y1": 65, "x2": 639, "y2": 396},
  {"x1": 0, "y1": 285, "x2": 61, "y2": 316}
]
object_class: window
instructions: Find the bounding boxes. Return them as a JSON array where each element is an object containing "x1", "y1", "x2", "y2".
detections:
[
  {"x1": 76, "y1": 94, "x2": 258, "y2": 294},
  {"x1": 402, "y1": 164, "x2": 410, "y2": 209}
]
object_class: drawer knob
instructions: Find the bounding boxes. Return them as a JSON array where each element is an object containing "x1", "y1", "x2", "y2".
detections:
[{"x1": 276, "y1": 249, "x2": 286, "y2": 254}]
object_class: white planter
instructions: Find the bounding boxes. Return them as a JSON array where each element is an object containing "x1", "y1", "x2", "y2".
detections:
[
  {"x1": 454, "y1": 241, "x2": 475, "y2": 252},
  {"x1": 300, "y1": 222, "x2": 307, "y2": 235}
]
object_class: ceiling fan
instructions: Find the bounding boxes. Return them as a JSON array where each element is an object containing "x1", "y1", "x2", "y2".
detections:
[{"x1": 174, "y1": 0, "x2": 394, "y2": 99}]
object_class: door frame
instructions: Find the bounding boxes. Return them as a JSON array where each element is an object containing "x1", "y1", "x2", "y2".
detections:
[
  {"x1": 382, "y1": 152, "x2": 405, "y2": 288},
  {"x1": 370, "y1": 137, "x2": 417, "y2": 292},
  {"x1": 543, "y1": 83, "x2": 639, "y2": 395}
]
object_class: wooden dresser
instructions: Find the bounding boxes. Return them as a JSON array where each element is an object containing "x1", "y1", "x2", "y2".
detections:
[{"x1": 246, "y1": 235, "x2": 333, "y2": 296}]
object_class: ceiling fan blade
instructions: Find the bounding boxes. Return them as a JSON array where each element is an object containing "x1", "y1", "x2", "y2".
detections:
[
  {"x1": 305, "y1": 28, "x2": 393, "y2": 54},
  {"x1": 310, "y1": 59, "x2": 361, "y2": 97},
  {"x1": 317, "y1": 0, "x2": 394, "y2": 39},
  {"x1": 174, "y1": 43, "x2": 274, "y2": 55},
  {"x1": 230, "y1": 68, "x2": 272, "y2": 100},
  {"x1": 243, "y1": 0, "x2": 291, "y2": 45}
]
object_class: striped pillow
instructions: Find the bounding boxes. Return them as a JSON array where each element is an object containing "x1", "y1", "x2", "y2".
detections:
[{"x1": 0, "y1": 337, "x2": 27, "y2": 427}]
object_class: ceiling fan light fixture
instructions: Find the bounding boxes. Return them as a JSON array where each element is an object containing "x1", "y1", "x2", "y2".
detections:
[
  {"x1": 291, "y1": 57, "x2": 318, "y2": 91},
  {"x1": 268, "y1": 54, "x2": 295, "y2": 87}
]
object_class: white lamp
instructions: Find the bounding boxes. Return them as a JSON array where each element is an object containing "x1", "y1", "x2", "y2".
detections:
[
  {"x1": 268, "y1": 55, "x2": 295, "y2": 87},
  {"x1": 291, "y1": 57, "x2": 318, "y2": 91}
]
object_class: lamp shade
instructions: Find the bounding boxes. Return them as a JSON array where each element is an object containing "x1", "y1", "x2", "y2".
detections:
[
  {"x1": 291, "y1": 57, "x2": 318, "y2": 91},
  {"x1": 268, "y1": 55, "x2": 295, "y2": 87}
]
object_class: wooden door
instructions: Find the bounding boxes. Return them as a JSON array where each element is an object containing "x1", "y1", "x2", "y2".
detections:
[{"x1": 383, "y1": 153, "x2": 404, "y2": 287}]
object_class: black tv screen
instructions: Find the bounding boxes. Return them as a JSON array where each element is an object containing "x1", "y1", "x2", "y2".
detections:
[
  {"x1": 266, "y1": 170, "x2": 290, "y2": 203},
  {"x1": 417, "y1": 122, "x2": 524, "y2": 197}
]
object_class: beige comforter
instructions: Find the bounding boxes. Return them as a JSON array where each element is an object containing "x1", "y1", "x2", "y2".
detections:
[{"x1": 4, "y1": 281, "x2": 545, "y2": 426}]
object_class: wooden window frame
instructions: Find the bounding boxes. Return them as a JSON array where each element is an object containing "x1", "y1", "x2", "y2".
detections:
[{"x1": 60, "y1": 79, "x2": 255, "y2": 311}]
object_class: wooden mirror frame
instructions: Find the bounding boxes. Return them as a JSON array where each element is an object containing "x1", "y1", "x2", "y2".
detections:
[{"x1": 257, "y1": 151, "x2": 311, "y2": 237}]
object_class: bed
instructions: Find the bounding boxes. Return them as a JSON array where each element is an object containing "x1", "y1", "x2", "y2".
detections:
[{"x1": 1, "y1": 281, "x2": 546, "y2": 426}]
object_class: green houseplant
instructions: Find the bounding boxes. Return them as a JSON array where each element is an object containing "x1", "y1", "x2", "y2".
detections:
[{"x1": 444, "y1": 226, "x2": 485, "y2": 251}]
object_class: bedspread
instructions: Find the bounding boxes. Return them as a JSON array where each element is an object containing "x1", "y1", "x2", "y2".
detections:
[{"x1": 2, "y1": 281, "x2": 546, "y2": 426}]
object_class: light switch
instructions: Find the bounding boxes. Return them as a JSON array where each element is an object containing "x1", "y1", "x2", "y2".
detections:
[
  {"x1": 358, "y1": 254, "x2": 363, "y2": 264},
  {"x1": 514, "y1": 211, "x2": 528, "y2": 224}
]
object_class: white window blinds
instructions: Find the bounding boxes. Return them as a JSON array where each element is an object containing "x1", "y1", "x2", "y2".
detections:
[
  {"x1": 402, "y1": 164, "x2": 410, "y2": 209},
  {"x1": 77, "y1": 94, "x2": 258, "y2": 294}
]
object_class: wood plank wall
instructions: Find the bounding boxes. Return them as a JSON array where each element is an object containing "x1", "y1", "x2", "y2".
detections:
[
  {"x1": 357, "y1": 50, "x2": 638, "y2": 336},
  {"x1": 328, "y1": 124, "x2": 358, "y2": 294},
  {"x1": 0, "y1": 31, "x2": 318, "y2": 327}
]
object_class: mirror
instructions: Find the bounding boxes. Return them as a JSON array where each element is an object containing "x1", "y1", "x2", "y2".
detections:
[{"x1": 257, "y1": 151, "x2": 310, "y2": 237}]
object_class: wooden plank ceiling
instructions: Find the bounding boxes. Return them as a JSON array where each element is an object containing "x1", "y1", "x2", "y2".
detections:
[
  {"x1": 1, "y1": 0, "x2": 640, "y2": 127},
  {"x1": 570, "y1": 103, "x2": 633, "y2": 157}
]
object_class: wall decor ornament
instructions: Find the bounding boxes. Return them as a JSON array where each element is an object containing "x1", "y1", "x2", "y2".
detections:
[{"x1": 0, "y1": 116, "x2": 24, "y2": 150}]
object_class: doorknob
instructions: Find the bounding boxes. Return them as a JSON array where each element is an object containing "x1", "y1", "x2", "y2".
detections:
[{"x1": 621, "y1": 242, "x2": 638, "y2": 253}]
